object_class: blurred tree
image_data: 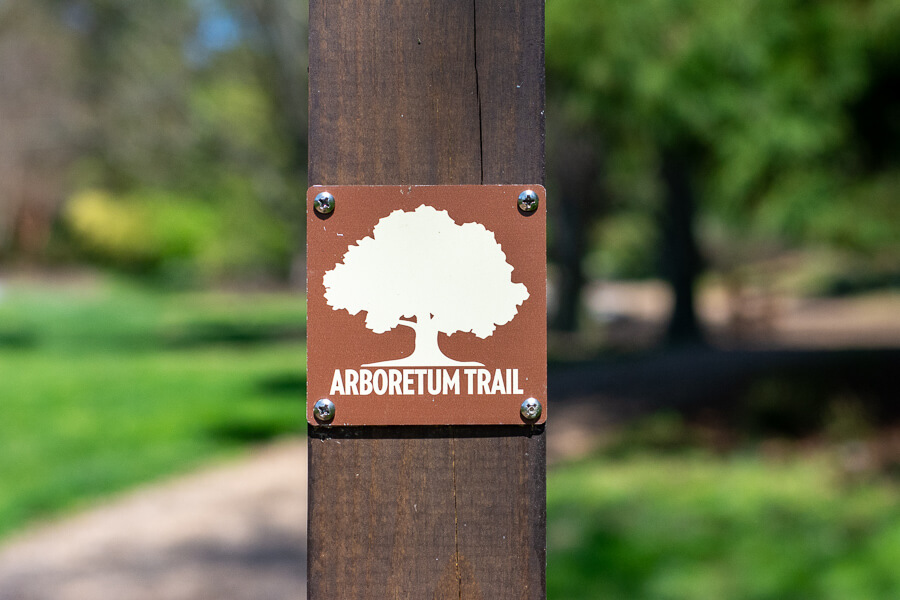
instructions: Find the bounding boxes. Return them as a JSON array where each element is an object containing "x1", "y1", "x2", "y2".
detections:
[
  {"x1": 223, "y1": 0, "x2": 309, "y2": 282},
  {"x1": 547, "y1": 0, "x2": 900, "y2": 344},
  {"x1": 67, "y1": 0, "x2": 198, "y2": 190},
  {"x1": 0, "y1": 0, "x2": 308, "y2": 283},
  {"x1": 0, "y1": 0, "x2": 83, "y2": 257},
  {"x1": 225, "y1": 0, "x2": 308, "y2": 178},
  {"x1": 547, "y1": 119, "x2": 604, "y2": 332}
]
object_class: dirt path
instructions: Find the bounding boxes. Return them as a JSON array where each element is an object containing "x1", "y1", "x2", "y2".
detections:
[
  {"x1": 0, "y1": 426, "x2": 594, "y2": 600},
  {"x1": 0, "y1": 440, "x2": 307, "y2": 600},
  {"x1": 1, "y1": 284, "x2": 895, "y2": 598},
  {"x1": 2, "y1": 322, "x2": 893, "y2": 599}
]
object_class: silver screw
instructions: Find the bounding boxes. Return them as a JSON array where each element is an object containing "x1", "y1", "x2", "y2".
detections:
[
  {"x1": 520, "y1": 397, "x2": 542, "y2": 421},
  {"x1": 313, "y1": 399, "x2": 335, "y2": 422},
  {"x1": 517, "y1": 190, "x2": 539, "y2": 212},
  {"x1": 313, "y1": 192, "x2": 335, "y2": 215}
]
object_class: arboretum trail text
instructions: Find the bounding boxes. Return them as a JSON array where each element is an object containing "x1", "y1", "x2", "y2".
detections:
[{"x1": 330, "y1": 368, "x2": 525, "y2": 396}]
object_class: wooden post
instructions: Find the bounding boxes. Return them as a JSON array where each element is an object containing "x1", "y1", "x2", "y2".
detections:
[{"x1": 307, "y1": 1, "x2": 545, "y2": 597}]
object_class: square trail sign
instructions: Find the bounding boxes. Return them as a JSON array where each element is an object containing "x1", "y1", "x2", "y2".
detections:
[{"x1": 306, "y1": 185, "x2": 546, "y2": 426}]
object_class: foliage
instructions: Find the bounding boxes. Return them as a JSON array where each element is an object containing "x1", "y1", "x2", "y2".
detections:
[
  {"x1": 0, "y1": 280, "x2": 306, "y2": 537},
  {"x1": 66, "y1": 189, "x2": 219, "y2": 268},
  {"x1": 546, "y1": 0, "x2": 900, "y2": 276},
  {"x1": 0, "y1": 0, "x2": 308, "y2": 280},
  {"x1": 585, "y1": 213, "x2": 658, "y2": 280},
  {"x1": 549, "y1": 452, "x2": 900, "y2": 600},
  {"x1": 65, "y1": 184, "x2": 293, "y2": 282}
]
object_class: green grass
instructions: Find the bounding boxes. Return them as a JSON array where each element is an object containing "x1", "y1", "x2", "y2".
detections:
[
  {"x1": 5, "y1": 278, "x2": 900, "y2": 600},
  {"x1": 549, "y1": 451, "x2": 900, "y2": 600},
  {"x1": 0, "y1": 278, "x2": 305, "y2": 537}
]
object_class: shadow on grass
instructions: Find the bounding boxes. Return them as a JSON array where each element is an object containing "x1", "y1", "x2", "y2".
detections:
[
  {"x1": 206, "y1": 421, "x2": 300, "y2": 444},
  {"x1": 0, "y1": 322, "x2": 304, "y2": 353},
  {"x1": 204, "y1": 373, "x2": 306, "y2": 444},
  {"x1": 0, "y1": 329, "x2": 38, "y2": 350},
  {"x1": 550, "y1": 347, "x2": 900, "y2": 437},
  {"x1": 163, "y1": 322, "x2": 305, "y2": 348},
  {"x1": 255, "y1": 373, "x2": 306, "y2": 397}
]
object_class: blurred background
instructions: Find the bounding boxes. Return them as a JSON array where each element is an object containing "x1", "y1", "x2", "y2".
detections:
[{"x1": 1, "y1": 0, "x2": 899, "y2": 598}]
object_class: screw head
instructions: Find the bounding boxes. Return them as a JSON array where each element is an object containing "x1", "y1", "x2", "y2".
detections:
[
  {"x1": 517, "y1": 190, "x2": 539, "y2": 212},
  {"x1": 313, "y1": 398, "x2": 335, "y2": 423},
  {"x1": 520, "y1": 397, "x2": 542, "y2": 421},
  {"x1": 313, "y1": 192, "x2": 335, "y2": 215}
]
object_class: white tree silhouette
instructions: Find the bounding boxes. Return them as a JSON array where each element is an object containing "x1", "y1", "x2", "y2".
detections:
[{"x1": 324, "y1": 204, "x2": 529, "y2": 367}]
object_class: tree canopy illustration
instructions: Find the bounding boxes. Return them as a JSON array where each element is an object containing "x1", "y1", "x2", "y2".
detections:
[{"x1": 323, "y1": 205, "x2": 529, "y2": 366}]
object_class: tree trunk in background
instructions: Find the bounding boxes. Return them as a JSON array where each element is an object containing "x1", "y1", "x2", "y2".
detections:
[
  {"x1": 548, "y1": 135, "x2": 601, "y2": 332},
  {"x1": 244, "y1": 0, "x2": 309, "y2": 178},
  {"x1": 660, "y1": 148, "x2": 704, "y2": 345},
  {"x1": 0, "y1": 0, "x2": 80, "y2": 259},
  {"x1": 239, "y1": 0, "x2": 310, "y2": 287}
]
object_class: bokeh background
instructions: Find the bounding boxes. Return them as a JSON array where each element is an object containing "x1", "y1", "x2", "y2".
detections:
[{"x1": 1, "y1": 0, "x2": 900, "y2": 598}]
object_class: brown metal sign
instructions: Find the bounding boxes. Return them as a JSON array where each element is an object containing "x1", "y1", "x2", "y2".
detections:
[{"x1": 306, "y1": 185, "x2": 546, "y2": 426}]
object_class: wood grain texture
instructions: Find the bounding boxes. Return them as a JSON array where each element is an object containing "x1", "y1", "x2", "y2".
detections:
[{"x1": 308, "y1": 0, "x2": 545, "y2": 597}]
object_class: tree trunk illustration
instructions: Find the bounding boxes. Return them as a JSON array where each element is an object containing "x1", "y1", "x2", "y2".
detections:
[{"x1": 364, "y1": 315, "x2": 484, "y2": 367}]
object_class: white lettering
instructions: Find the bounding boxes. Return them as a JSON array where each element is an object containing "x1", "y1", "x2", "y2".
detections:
[
  {"x1": 345, "y1": 369, "x2": 359, "y2": 395},
  {"x1": 359, "y1": 369, "x2": 373, "y2": 395},
  {"x1": 427, "y1": 369, "x2": 441, "y2": 394},
  {"x1": 464, "y1": 369, "x2": 478, "y2": 394},
  {"x1": 373, "y1": 369, "x2": 388, "y2": 395},
  {"x1": 443, "y1": 369, "x2": 460, "y2": 394},
  {"x1": 403, "y1": 370, "x2": 415, "y2": 395},
  {"x1": 389, "y1": 369, "x2": 402, "y2": 395},
  {"x1": 329, "y1": 368, "x2": 523, "y2": 396},
  {"x1": 490, "y1": 369, "x2": 506, "y2": 394},
  {"x1": 330, "y1": 369, "x2": 345, "y2": 395},
  {"x1": 477, "y1": 369, "x2": 491, "y2": 394},
  {"x1": 414, "y1": 369, "x2": 427, "y2": 394},
  {"x1": 512, "y1": 368, "x2": 524, "y2": 394}
]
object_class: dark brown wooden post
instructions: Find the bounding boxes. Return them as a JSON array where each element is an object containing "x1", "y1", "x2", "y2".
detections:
[{"x1": 307, "y1": 1, "x2": 545, "y2": 597}]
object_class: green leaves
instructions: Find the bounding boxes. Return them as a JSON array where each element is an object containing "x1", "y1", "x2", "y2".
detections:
[{"x1": 547, "y1": 0, "x2": 900, "y2": 273}]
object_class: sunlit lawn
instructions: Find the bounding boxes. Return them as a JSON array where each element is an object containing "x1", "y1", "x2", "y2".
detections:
[
  {"x1": 0, "y1": 278, "x2": 306, "y2": 537},
  {"x1": 549, "y1": 451, "x2": 900, "y2": 600},
  {"x1": 3, "y1": 278, "x2": 900, "y2": 600}
]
